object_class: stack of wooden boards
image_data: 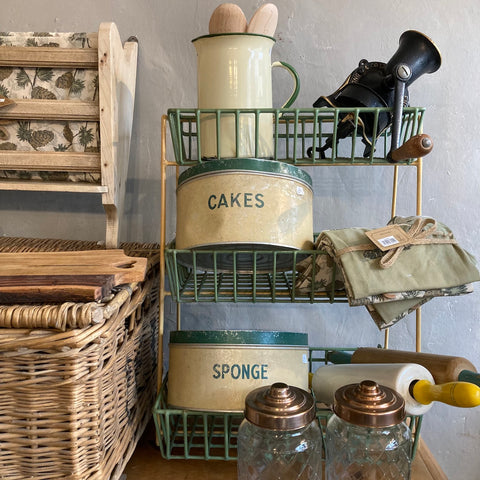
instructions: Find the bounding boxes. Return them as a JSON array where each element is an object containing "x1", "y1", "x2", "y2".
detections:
[{"x1": 0, "y1": 249, "x2": 147, "y2": 303}]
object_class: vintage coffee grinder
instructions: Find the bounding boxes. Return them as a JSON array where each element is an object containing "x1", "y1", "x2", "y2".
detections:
[{"x1": 309, "y1": 30, "x2": 442, "y2": 162}]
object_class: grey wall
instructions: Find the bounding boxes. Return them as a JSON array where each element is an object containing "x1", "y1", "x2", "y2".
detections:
[{"x1": 1, "y1": 1, "x2": 479, "y2": 478}]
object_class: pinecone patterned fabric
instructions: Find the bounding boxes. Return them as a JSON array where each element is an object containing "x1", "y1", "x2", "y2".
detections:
[{"x1": 0, "y1": 32, "x2": 101, "y2": 183}]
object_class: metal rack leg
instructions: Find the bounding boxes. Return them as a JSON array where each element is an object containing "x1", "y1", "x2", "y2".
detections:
[
  {"x1": 385, "y1": 158, "x2": 423, "y2": 351},
  {"x1": 384, "y1": 164, "x2": 401, "y2": 349},
  {"x1": 158, "y1": 114, "x2": 168, "y2": 394},
  {"x1": 415, "y1": 158, "x2": 423, "y2": 352}
]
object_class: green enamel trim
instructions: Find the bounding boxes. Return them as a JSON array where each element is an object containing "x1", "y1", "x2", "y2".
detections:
[
  {"x1": 170, "y1": 330, "x2": 308, "y2": 346},
  {"x1": 275, "y1": 61, "x2": 300, "y2": 108},
  {"x1": 177, "y1": 158, "x2": 312, "y2": 188},
  {"x1": 192, "y1": 32, "x2": 276, "y2": 43}
]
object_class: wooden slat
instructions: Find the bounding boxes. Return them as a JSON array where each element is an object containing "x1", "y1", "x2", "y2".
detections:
[
  {"x1": 98, "y1": 23, "x2": 138, "y2": 248},
  {"x1": 0, "y1": 151, "x2": 101, "y2": 173},
  {"x1": 0, "y1": 99, "x2": 99, "y2": 121},
  {"x1": 0, "y1": 179, "x2": 107, "y2": 193},
  {"x1": 0, "y1": 284, "x2": 107, "y2": 303},
  {"x1": 0, "y1": 46, "x2": 98, "y2": 68}
]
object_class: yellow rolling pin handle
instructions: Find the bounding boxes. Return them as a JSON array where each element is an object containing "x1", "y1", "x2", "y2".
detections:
[{"x1": 412, "y1": 380, "x2": 480, "y2": 408}]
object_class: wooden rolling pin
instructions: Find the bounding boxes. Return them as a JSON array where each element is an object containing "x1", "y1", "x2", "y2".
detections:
[
  {"x1": 351, "y1": 347, "x2": 480, "y2": 387},
  {"x1": 311, "y1": 363, "x2": 480, "y2": 416},
  {"x1": 411, "y1": 379, "x2": 480, "y2": 408},
  {"x1": 312, "y1": 363, "x2": 434, "y2": 415}
]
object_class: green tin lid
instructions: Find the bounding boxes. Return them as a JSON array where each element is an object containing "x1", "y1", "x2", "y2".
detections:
[
  {"x1": 177, "y1": 158, "x2": 312, "y2": 189},
  {"x1": 170, "y1": 330, "x2": 308, "y2": 346}
]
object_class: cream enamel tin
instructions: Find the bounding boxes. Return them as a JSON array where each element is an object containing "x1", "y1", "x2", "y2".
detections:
[
  {"x1": 167, "y1": 330, "x2": 309, "y2": 412},
  {"x1": 175, "y1": 158, "x2": 314, "y2": 272}
]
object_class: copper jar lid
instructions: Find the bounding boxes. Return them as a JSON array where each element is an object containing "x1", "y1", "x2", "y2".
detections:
[
  {"x1": 244, "y1": 382, "x2": 316, "y2": 431},
  {"x1": 333, "y1": 380, "x2": 406, "y2": 428}
]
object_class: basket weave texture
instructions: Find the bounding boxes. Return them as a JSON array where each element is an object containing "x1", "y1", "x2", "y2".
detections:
[{"x1": 0, "y1": 237, "x2": 160, "y2": 480}]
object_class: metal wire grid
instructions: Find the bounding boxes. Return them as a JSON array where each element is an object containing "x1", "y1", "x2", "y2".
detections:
[
  {"x1": 165, "y1": 246, "x2": 348, "y2": 303},
  {"x1": 154, "y1": 347, "x2": 422, "y2": 461},
  {"x1": 168, "y1": 107, "x2": 425, "y2": 165}
]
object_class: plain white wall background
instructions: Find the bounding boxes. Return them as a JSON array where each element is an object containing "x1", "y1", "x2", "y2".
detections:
[{"x1": 1, "y1": 1, "x2": 479, "y2": 478}]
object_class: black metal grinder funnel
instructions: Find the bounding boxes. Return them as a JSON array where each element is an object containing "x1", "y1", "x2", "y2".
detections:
[{"x1": 310, "y1": 30, "x2": 441, "y2": 162}]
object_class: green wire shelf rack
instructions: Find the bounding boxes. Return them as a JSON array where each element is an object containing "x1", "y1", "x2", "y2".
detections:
[
  {"x1": 153, "y1": 347, "x2": 422, "y2": 461},
  {"x1": 163, "y1": 107, "x2": 426, "y2": 304},
  {"x1": 165, "y1": 242, "x2": 347, "y2": 303},
  {"x1": 167, "y1": 107, "x2": 426, "y2": 165}
]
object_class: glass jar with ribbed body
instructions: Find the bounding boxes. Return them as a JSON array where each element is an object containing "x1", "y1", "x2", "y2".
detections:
[
  {"x1": 325, "y1": 413, "x2": 412, "y2": 479},
  {"x1": 325, "y1": 380, "x2": 412, "y2": 480},
  {"x1": 237, "y1": 417, "x2": 323, "y2": 479},
  {"x1": 237, "y1": 382, "x2": 323, "y2": 480}
]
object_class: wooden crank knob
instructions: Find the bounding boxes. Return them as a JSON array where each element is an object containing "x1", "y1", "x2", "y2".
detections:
[{"x1": 389, "y1": 133, "x2": 433, "y2": 163}]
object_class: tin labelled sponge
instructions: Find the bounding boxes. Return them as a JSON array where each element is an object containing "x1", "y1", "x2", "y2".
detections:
[{"x1": 167, "y1": 330, "x2": 310, "y2": 412}]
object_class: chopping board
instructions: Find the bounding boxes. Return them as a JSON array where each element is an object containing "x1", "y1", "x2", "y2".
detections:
[{"x1": 0, "y1": 249, "x2": 148, "y2": 303}]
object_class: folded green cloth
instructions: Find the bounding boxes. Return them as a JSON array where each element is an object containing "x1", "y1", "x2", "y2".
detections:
[{"x1": 296, "y1": 216, "x2": 479, "y2": 329}]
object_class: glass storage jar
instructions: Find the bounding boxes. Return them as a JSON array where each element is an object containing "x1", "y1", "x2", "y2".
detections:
[
  {"x1": 237, "y1": 382, "x2": 323, "y2": 480},
  {"x1": 325, "y1": 380, "x2": 412, "y2": 480}
]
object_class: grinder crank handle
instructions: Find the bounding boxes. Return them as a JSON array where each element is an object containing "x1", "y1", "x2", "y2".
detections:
[
  {"x1": 388, "y1": 133, "x2": 433, "y2": 163},
  {"x1": 411, "y1": 379, "x2": 480, "y2": 408}
]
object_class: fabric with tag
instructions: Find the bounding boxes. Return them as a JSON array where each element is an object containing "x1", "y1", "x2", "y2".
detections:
[{"x1": 295, "y1": 216, "x2": 480, "y2": 329}]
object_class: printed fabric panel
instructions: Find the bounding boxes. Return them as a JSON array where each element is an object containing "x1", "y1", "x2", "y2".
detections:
[{"x1": 0, "y1": 32, "x2": 101, "y2": 183}]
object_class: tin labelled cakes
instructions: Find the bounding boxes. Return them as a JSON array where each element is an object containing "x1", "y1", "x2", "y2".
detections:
[{"x1": 175, "y1": 158, "x2": 314, "y2": 272}]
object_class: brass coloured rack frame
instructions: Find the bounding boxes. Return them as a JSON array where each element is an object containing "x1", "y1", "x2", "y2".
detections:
[{"x1": 157, "y1": 107, "x2": 425, "y2": 461}]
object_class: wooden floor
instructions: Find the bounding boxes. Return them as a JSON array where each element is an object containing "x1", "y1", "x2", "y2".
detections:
[{"x1": 123, "y1": 422, "x2": 448, "y2": 479}]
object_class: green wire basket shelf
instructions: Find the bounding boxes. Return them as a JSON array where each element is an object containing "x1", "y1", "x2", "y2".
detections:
[
  {"x1": 167, "y1": 107, "x2": 426, "y2": 166},
  {"x1": 165, "y1": 242, "x2": 347, "y2": 304},
  {"x1": 153, "y1": 347, "x2": 422, "y2": 461}
]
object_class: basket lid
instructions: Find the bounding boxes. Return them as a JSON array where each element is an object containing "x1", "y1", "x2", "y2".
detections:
[
  {"x1": 169, "y1": 330, "x2": 308, "y2": 346},
  {"x1": 177, "y1": 158, "x2": 312, "y2": 189}
]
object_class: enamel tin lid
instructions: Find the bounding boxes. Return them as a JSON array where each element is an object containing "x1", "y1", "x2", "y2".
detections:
[
  {"x1": 333, "y1": 380, "x2": 406, "y2": 428},
  {"x1": 177, "y1": 158, "x2": 313, "y2": 190},
  {"x1": 170, "y1": 330, "x2": 308, "y2": 346},
  {"x1": 244, "y1": 382, "x2": 316, "y2": 431}
]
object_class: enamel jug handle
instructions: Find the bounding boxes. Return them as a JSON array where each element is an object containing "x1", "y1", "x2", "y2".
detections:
[{"x1": 272, "y1": 61, "x2": 300, "y2": 108}]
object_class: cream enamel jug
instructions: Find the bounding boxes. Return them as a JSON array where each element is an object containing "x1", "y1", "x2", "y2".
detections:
[{"x1": 192, "y1": 33, "x2": 299, "y2": 159}]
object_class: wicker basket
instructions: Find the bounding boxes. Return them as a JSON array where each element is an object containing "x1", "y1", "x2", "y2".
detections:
[{"x1": 0, "y1": 237, "x2": 160, "y2": 480}]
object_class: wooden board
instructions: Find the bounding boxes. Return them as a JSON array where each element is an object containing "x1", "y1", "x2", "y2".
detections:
[{"x1": 0, "y1": 250, "x2": 147, "y2": 303}]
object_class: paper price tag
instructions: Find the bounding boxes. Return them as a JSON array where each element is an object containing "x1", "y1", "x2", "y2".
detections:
[{"x1": 365, "y1": 225, "x2": 410, "y2": 251}]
